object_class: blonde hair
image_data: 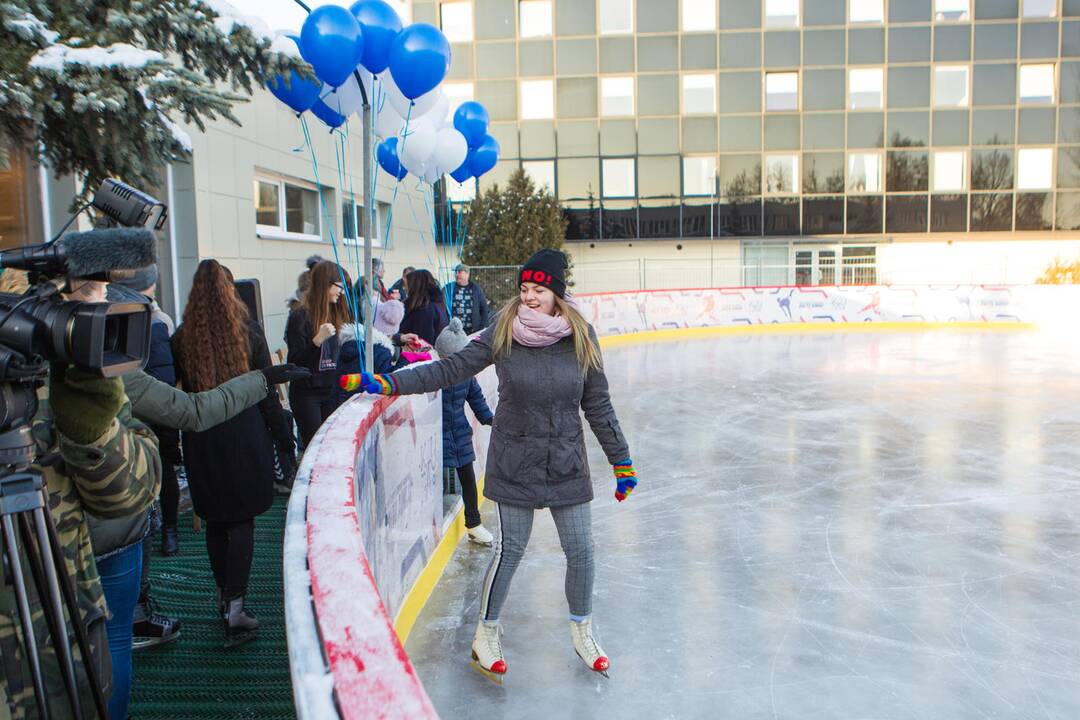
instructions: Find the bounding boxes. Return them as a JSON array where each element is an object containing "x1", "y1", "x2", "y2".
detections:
[{"x1": 492, "y1": 296, "x2": 602, "y2": 374}]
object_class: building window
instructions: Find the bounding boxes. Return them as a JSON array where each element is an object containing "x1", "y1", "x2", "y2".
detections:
[
  {"x1": 522, "y1": 160, "x2": 556, "y2": 191},
  {"x1": 599, "y1": 0, "x2": 633, "y2": 35},
  {"x1": 934, "y1": 0, "x2": 970, "y2": 21},
  {"x1": 521, "y1": 79, "x2": 554, "y2": 119},
  {"x1": 932, "y1": 151, "x2": 967, "y2": 191},
  {"x1": 682, "y1": 74, "x2": 717, "y2": 114},
  {"x1": 848, "y1": 153, "x2": 883, "y2": 192},
  {"x1": 1017, "y1": 148, "x2": 1053, "y2": 190},
  {"x1": 440, "y1": 1, "x2": 473, "y2": 42},
  {"x1": 342, "y1": 200, "x2": 385, "y2": 247},
  {"x1": 602, "y1": 158, "x2": 635, "y2": 197},
  {"x1": 443, "y1": 82, "x2": 475, "y2": 115},
  {"x1": 849, "y1": 68, "x2": 883, "y2": 110},
  {"x1": 683, "y1": 0, "x2": 717, "y2": 31},
  {"x1": 601, "y1": 76, "x2": 635, "y2": 116},
  {"x1": 1022, "y1": 0, "x2": 1057, "y2": 17},
  {"x1": 683, "y1": 156, "x2": 717, "y2": 196},
  {"x1": 519, "y1": 0, "x2": 552, "y2": 38},
  {"x1": 765, "y1": 0, "x2": 799, "y2": 27},
  {"x1": 447, "y1": 179, "x2": 476, "y2": 202},
  {"x1": 1019, "y1": 64, "x2": 1056, "y2": 104},
  {"x1": 255, "y1": 176, "x2": 320, "y2": 240},
  {"x1": 765, "y1": 72, "x2": 798, "y2": 111},
  {"x1": 765, "y1": 155, "x2": 799, "y2": 194},
  {"x1": 934, "y1": 66, "x2": 969, "y2": 107},
  {"x1": 849, "y1": 0, "x2": 884, "y2": 23}
]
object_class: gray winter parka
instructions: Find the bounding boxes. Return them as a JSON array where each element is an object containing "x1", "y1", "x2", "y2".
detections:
[{"x1": 390, "y1": 325, "x2": 629, "y2": 508}]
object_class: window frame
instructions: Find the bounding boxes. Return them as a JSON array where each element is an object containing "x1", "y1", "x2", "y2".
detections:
[
  {"x1": 932, "y1": 150, "x2": 968, "y2": 192},
  {"x1": 1016, "y1": 147, "x2": 1054, "y2": 190},
  {"x1": 520, "y1": 78, "x2": 555, "y2": 119},
  {"x1": 443, "y1": 82, "x2": 476, "y2": 115},
  {"x1": 440, "y1": 1, "x2": 474, "y2": 42},
  {"x1": 519, "y1": 0, "x2": 553, "y2": 38},
  {"x1": 933, "y1": 64, "x2": 970, "y2": 108},
  {"x1": 682, "y1": 156, "x2": 718, "y2": 196},
  {"x1": 682, "y1": 0, "x2": 717, "y2": 32},
  {"x1": 847, "y1": 152, "x2": 884, "y2": 193},
  {"x1": 848, "y1": 67, "x2": 884, "y2": 110},
  {"x1": 342, "y1": 198, "x2": 386, "y2": 249},
  {"x1": 848, "y1": 0, "x2": 884, "y2": 23},
  {"x1": 1019, "y1": 63, "x2": 1057, "y2": 105},
  {"x1": 522, "y1": 159, "x2": 557, "y2": 193},
  {"x1": 764, "y1": 0, "x2": 800, "y2": 28},
  {"x1": 682, "y1": 73, "x2": 718, "y2": 115},
  {"x1": 934, "y1": 0, "x2": 971, "y2": 21},
  {"x1": 601, "y1": 157, "x2": 637, "y2": 198},
  {"x1": 1022, "y1": 0, "x2": 1058, "y2": 18},
  {"x1": 765, "y1": 71, "x2": 800, "y2": 112},
  {"x1": 599, "y1": 0, "x2": 634, "y2": 36},
  {"x1": 764, "y1": 153, "x2": 800, "y2": 195},
  {"x1": 600, "y1": 76, "x2": 636, "y2": 117},
  {"x1": 254, "y1": 174, "x2": 323, "y2": 243}
]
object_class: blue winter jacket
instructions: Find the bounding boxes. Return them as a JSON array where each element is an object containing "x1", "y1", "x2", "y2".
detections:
[{"x1": 443, "y1": 378, "x2": 494, "y2": 468}]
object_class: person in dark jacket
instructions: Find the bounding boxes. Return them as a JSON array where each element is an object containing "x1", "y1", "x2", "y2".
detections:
[
  {"x1": 353, "y1": 249, "x2": 637, "y2": 681},
  {"x1": 172, "y1": 260, "x2": 296, "y2": 645},
  {"x1": 286, "y1": 261, "x2": 353, "y2": 447},
  {"x1": 434, "y1": 319, "x2": 495, "y2": 545},
  {"x1": 388, "y1": 266, "x2": 414, "y2": 304},
  {"x1": 443, "y1": 263, "x2": 491, "y2": 334},
  {"x1": 399, "y1": 269, "x2": 449, "y2": 346}
]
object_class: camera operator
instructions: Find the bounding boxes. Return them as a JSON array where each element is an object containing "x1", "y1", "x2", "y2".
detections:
[{"x1": 1, "y1": 277, "x2": 163, "y2": 718}]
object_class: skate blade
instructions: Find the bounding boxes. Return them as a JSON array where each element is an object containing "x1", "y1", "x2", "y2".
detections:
[
  {"x1": 224, "y1": 629, "x2": 257, "y2": 649},
  {"x1": 467, "y1": 537, "x2": 493, "y2": 547},
  {"x1": 132, "y1": 632, "x2": 180, "y2": 652},
  {"x1": 575, "y1": 651, "x2": 611, "y2": 679},
  {"x1": 470, "y1": 660, "x2": 505, "y2": 684}
]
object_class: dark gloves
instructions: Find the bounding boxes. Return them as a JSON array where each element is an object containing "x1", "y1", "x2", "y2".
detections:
[
  {"x1": 262, "y1": 364, "x2": 311, "y2": 387},
  {"x1": 49, "y1": 364, "x2": 125, "y2": 444},
  {"x1": 479, "y1": 416, "x2": 493, "y2": 426}
]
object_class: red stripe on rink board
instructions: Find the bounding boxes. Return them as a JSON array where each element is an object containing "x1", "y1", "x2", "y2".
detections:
[{"x1": 304, "y1": 395, "x2": 439, "y2": 720}]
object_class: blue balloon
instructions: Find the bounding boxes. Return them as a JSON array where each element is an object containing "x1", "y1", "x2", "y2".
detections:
[
  {"x1": 388, "y1": 23, "x2": 451, "y2": 100},
  {"x1": 377, "y1": 137, "x2": 408, "y2": 180},
  {"x1": 310, "y1": 99, "x2": 347, "y2": 129},
  {"x1": 453, "y1": 101, "x2": 490, "y2": 148},
  {"x1": 301, "y1": 5, "x2": 365, "y2": 88},
  {"x1": 467, "y1": 134, "x2": 500, "y2": 178},
  {"x1": 266, "y1": 70, "x2": 321, "y2": 114},
  {"x1": 449, "y1": 162, "x2": 473, "y2": 184},
  {"x1": 350, "y1": 0, "x2": 403, "y2": 74}
]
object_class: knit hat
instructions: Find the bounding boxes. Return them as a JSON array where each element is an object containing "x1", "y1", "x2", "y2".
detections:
[
  {"x1": 109, "y1": 264, "x2": 158, "y2": 293},
  {"x1": 305, "y1": 255, "x2": 324, "y2": 270},
  {"x1": 435, "y1": 318, "x2": 469, "y2": 358},
  {"x1": 519, "y1": 249, "x2": 568, "y2": 298},
  {"x1": 373, "y1": 299, "x2": 405, "y2": 336}
]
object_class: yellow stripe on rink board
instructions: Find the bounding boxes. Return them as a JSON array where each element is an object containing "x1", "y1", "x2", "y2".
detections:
[
  {"x1": 394, "y1": 475, "x2": 487, "y2": 645},
  {"x1": 597, "y1": 321, "x2": 1036, "y2": 349},
  {"x1": 393, "y1": 319, "x2": 1035, "y2": 643}
]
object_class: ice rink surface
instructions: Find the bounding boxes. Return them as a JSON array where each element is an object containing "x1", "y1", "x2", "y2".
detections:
[{"x1": 405, "y1": 330, "x2": 1080, "y2": 719}]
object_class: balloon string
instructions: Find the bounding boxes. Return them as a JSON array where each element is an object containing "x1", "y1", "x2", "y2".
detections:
[{"x1": 335, "y1": 125, "x2": 363, "y2": 344}]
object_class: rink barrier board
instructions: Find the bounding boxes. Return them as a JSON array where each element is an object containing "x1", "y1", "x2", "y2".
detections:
[{"x1": 285, "y1": 284, "x2": 1074, "y2": 720}]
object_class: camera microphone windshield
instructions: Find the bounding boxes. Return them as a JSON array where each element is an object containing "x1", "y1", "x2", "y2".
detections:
[{"x1": 0, "y1": 228, "x2": 157, "y2": 281}]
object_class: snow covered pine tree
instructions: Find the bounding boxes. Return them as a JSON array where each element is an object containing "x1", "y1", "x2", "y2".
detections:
[{"x1": 0, "y1": 0, "x2": 308, "y2": 197}]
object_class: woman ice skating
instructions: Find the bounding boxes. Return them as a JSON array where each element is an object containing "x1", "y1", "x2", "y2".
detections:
[{"x1": 352, "y1": 249, "x2": 638, "y2": 680}]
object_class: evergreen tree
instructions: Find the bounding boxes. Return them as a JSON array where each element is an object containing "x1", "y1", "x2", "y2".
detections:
[
  {"x1": 461, "y1": 169, "x2": 568, "y2": 267},
  {"x1": 0, "y1": 0, "x2": 306, "y2": 198}
]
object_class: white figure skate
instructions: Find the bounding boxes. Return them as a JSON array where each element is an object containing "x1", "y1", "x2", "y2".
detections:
[
  {"x1": 470, "y1": 620, "x2": 507, "y2": 684},
  {"x1": 570, "y1": 617, "x2": 610, "y2": 678}
]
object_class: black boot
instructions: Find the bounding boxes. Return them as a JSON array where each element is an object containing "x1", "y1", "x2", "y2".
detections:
[
  {"x1": 223, "y1": 594, "x2": 259, "y2": 647},
  {"x1": 132, "y1": 597, "x2": 181, "y2": 650},
  {"x1": 161, "y1": 525, "x2": 179, "y2": 556}
]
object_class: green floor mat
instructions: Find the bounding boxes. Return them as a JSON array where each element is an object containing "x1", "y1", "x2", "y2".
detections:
[{"x1": 130, "y1": 496, "x2": 295, "y2": 719}]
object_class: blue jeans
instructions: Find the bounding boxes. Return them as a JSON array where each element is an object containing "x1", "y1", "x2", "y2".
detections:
[{"x1": 97, "y1": 541, "x2": 143, "y2": 720}]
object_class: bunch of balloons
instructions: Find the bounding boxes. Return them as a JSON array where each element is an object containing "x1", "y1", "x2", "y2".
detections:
[{"x1": 265, "y1": 0, "x2": 500, "y2": 187}]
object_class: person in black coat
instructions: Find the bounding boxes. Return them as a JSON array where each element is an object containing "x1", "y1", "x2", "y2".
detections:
[
  {"x1": 399, "y1": 269, "x2": 449, "y2": 346},
  {"x1": 286, "y1": 261, "x2": 353, "y2": 447},
  {"x1": 172, "y1": 259, "x2": 295, "y2": 644},
  {"x1": 434, "y1": 320, "x2": 494, "y2": 545}
]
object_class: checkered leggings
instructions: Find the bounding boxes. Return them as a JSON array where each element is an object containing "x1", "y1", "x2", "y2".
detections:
[{"x1": 479, "y1": 501, "x2": 595, "y2": 622}]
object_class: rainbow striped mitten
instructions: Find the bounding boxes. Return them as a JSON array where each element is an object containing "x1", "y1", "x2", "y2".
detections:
[
  {"x1": 339, "y1": 372, "x2": 396, "y2": 395},
  {"x1": 613, "y1": 460, "x2": 637, "y2": 502}
]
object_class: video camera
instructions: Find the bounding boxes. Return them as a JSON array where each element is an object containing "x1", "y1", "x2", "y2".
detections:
[{"x1": 0, "y1": 178, "x2": 165, "y2": 380}]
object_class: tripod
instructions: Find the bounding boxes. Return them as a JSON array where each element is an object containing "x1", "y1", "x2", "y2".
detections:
[{"x1": 0, "y1": 422, "x2": 110, "y2": 718}]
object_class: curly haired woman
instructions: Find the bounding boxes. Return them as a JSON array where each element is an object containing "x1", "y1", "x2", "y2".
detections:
[{"x1": 172, "y1": 259, "x2": 294, "y2": 645}]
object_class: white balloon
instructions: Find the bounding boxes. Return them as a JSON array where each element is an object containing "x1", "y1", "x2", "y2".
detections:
[
  {"x1": 432, "y1": 128, "x2": 468, "y2": 176},
  {"x1": 320, "y1": 70, "x2": 372, "y2": 117},
  {"x1": 428, "y1": 91, "x2": 450, "y2": 128},
  {"x1": 422, "y1": 166, "x2": 442, "y2": 185},
  {"x1": 398, "y1": 115, "x2": 437, "y2": 169},
  {"x1": 380, "y1": 70, "x2": 440, "y2": 119},
  {"x1": 374, "y1": 104, "x2": 406, "y2": 138},
  {"x1": 398, "y1": 149, "x2": 427, "y2": 178}
]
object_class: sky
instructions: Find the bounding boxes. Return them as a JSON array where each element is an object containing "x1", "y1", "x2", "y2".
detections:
[{"x1": 225, "y1": 0, "x2": 411, "y2": 33}]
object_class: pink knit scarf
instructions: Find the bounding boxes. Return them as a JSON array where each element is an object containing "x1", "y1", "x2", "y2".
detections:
[{"x1": 512, "y1": 303, "x2": 572, "y2": 347}]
